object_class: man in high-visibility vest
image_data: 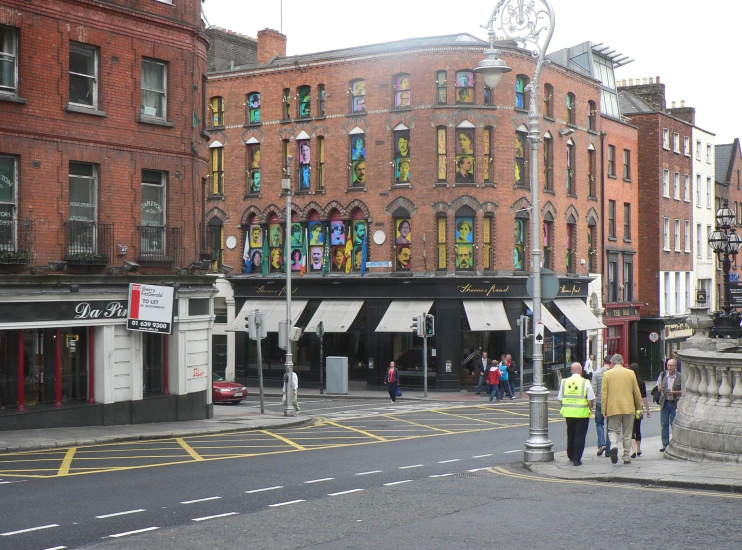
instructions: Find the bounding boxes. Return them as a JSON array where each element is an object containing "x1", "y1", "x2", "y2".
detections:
[{"x1": 558, "y1": 362, "x2": 595, "y2": 466}]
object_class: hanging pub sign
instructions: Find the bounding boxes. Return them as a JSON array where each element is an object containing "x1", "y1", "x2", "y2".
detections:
[{"x1": 127, "y1": 283, "x2": 175, "y2": 334}]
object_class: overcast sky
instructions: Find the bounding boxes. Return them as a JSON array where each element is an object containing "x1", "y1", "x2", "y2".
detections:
[{"x1": 204, "y1": 0, "x2": 739, "y2": 144}]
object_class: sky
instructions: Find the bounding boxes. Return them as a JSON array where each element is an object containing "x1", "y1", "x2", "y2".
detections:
[{"x1": 203, "y1": 0, "x2": 740, "y2": 144}]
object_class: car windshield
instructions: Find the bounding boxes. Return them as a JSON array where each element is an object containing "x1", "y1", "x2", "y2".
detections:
[{"x1": 213, "y1": 373, "x2": 225, "y2": 381}]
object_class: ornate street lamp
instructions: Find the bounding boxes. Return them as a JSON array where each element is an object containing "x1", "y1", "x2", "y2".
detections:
[
  {"x1": 708, "y1": 202, "x2": 742, "y2": 338},
  {"x1": 475, "y1": 0, "x2": 555, "y2": 463}
]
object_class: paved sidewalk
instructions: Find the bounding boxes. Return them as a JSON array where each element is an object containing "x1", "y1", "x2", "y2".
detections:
[{"x1": 526, "y1": 436, "x2": 742, "y2": 493}]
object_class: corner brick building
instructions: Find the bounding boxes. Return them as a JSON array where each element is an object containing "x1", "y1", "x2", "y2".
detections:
[
  {"x1": 0, "y1": 0, "x2": 216, "y2": 429},
  {"x1": 206, "y1": 31, "x2": 612, "y2": 391}
]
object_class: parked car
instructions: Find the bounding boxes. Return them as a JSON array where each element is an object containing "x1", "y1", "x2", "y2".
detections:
[{"x1": 212, "y1": 373, "x2": 248, "y2": 405}]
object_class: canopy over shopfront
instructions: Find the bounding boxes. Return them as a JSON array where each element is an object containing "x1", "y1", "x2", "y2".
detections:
[
  {"x1": 375, "y1": 300, "x2": 433, "y2": 332},
  {"x1": 227, "y1": 299, "x2": 308, "y2": 332},
  {"x1": 462, "y1": 300, "x2": 511, "y2": 331},
  {"x1": 304, "y1": 301, "x2": 364, "y2": 333}
]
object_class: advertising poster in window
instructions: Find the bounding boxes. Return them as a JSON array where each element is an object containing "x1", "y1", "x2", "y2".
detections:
[
  {"x1": 309, "y1": 222, "x2": 324, "y2": 246},
  {"x1": 330, "y1": 220, "x2": 346, "y2": 246},
  {"x1": 395, "y1": 218, "x2": 411, "y2": 245},
  {"x1": 127, "y1": 283, "x2": 174, "y2": 334},
  {"x1": 396, "y1": 244, "x2": 411, "y2": 271},
  {"x1": 332, "y1": 245, "x2": 346, "y2": 272},
  {"x1": 455, "y1": 71, "x2": 474, "y2": 104},
  {"x1": 455, "y1": 129, "x2": 474, "y2": 182},
  {"x1": 395, "y1": 74, "x2": 410, "y2": 107}
]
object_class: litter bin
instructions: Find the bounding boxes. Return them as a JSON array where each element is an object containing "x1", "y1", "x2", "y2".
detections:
[{"x1": 326, "y1": 356, "x2": 348, "y2": 394}]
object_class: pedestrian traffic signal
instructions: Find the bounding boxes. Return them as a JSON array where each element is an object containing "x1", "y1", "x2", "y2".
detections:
[
  {"x1": 425, "y1": 313, "x2": 435, "y2": 337},
  {"x1": 411, "y1": 315, "x2": 421, "y2": 337}
]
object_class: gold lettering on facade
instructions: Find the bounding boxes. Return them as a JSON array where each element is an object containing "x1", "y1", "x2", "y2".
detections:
[
  {"x1": 457, "y1": 283, "x2": 510, "y2": 296},
  {"x1": 255, "y1": 285, "x2": 298, "y2": 296}
]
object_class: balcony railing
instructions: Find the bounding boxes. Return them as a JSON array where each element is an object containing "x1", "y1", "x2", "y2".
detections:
[
  {"x1": 64, "y1": 221, "x2": 113, "y2": 266},
  {"x1": 137, "y1": 225, "x2": 181, "y2": 265},
  {"x1": 0, "y1": 218, "x2": 34, "y2": 265}
]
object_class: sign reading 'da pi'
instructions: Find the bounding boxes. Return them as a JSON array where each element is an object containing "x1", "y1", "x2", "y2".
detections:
[{"x1": 127, "y1": 283, "x2": 175, "y2": 334}]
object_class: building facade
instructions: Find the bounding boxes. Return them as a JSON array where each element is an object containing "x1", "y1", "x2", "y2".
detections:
[
  {"x1": 206, "y1": 31, "x2": 606, "y2": 391},
  {"x1": 691, "y1": 126, "x2": 716, "y2": 312},
  {"x1": 0, "y1": 0, "x2": 215, "y2": 429}
]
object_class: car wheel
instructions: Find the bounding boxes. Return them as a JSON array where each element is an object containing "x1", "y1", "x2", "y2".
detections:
[{"x1": 230, "y1": 400, "x2": 242, "y2": 405}]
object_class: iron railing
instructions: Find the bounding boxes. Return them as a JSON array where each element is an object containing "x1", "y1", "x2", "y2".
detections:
[
  {"x1": 0, "y1": 218, "x2": 34, "y2": 264},
  {"x1": 137, "y1": 225, "x2": 181, "y2": 265},
  {"x1": 64, "y1": 221, "x2": 113, "y2": 266}
]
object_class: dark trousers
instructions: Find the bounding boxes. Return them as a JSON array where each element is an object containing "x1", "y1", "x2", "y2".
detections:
[
  {"x1": 387, "y1": 383, "x2": 398, "y2": 402},
  {"x1": 565, "y1": 417, "x2": 590, "y2": 462}
]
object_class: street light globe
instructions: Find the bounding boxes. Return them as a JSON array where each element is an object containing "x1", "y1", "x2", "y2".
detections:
[
  {"x1": 728, "y1": 231, "x2": 742, "y2": 253},
  {"x1": 474, "y1": 49, "x2": 512, "y2": 89},
  {"x1": 709, "y1": 229, "x2": 729, "y2": 253},
  {"x1": 716, "y1": 205, "x2": 736, "y2": 229}
]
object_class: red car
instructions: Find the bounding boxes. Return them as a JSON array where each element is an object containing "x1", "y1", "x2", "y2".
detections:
[{"x1": 212, "y1": 373, "x2": 248, "y2": 405}]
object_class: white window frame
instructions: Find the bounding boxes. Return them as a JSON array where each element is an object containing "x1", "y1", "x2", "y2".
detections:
[
  {"x1": 684, "y1": 220, "x2": 690, "y2": 252},
  {"x1": 675, "y1": 272, "x2": 681, "y2": 314},
  {"x1": 673, "y1": 172, "x2": 680, "y2": 200},
  {"x1": 663, "y1": 217, "x2": 670, "y2": 250},
  {"x1": 706, "y1": 177, "x2": 712, "y2": 209},
  {"x1": 674, "y1": 219, "x2": 681, "y2": 252},
  {"x1": 663, "y1": 169, "x2": 670, "y2": 197},
  {"x1": 141, "y1": 58, "x2": 167, "y2": 120},
  {"x1": 684, "y1": 136, "x2": 690, "y2": 156},
  {"x1": 662, "y1": 128, "x2": 670, "y2": 150},
  {"x1": 707, "y1": 144, "x2": 713, "y2": 164},
  {"x1": 0, "y1": 25, "x2": 19, "y2": 96},
  {"x1": 141, "y1": 170, "x2": 167, "y2": 254},
  {"x1": 696, "y1": 174, "x2": 702, "y2": 207},
  {"x1": 673, "y1": 132, "x2": 680, "y2": 153},
  {"x1": 684, "y1": 174, "x2": 690, "y2": 202},
  {"x1": 0, "y1": 155, "x2": 18, "y2": 250},
  {"x1": 696, "y1": 223, "x2": 702, "y2": 258},
  {"x1": 706, "y1": 224, "x2": 712, "y2": 259},
  {"x1": 696, "y1": 140, "x2": 701, "y2": 160},
  {"x1": 69, "y1": 42, "x2": 98, "y2": 108}
]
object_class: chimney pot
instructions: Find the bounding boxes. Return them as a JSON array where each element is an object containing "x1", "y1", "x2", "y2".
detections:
[
  {"x1": 681, "y1": 100, "x2": 685, "y2": 107},
  {"x1": 672, "y1": 101, "x2": 676, "y2": 108},
  {"x1": 656, "y1": 76, "x2": 661, "y2": 83}
]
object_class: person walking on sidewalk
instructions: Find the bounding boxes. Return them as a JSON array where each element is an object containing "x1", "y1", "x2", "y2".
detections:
[
  {"x1": 629, "y1": 363, "x2": 650, "y2": 458},
  {"x1": 385, "y1": 361, "x2": 400, "y2": 403},
  {"x1": 583, "y1": 354, "x2": 595, "y2": 381},
  {"x1": 602, "y1": 354, "x2": 642, "y2": 465},
  {"x1": 488, "y1": 360, "x2": 502, "y2": 402},
  {"x1": 498, "y1": 355, "x2": 514, "y2": 400},
  {"x1": 282, "y1": 371, "x2": 301, "y2": 414},
  {"x1": 657, "y1": 357, "x2": 682, "y2": 452},
  {"x1": 505, "y1": 354, "x2": 519, "y2": 398},
  {"x1": 475, "y1": 352, "x2": 488, "y2": 395},
  {"x1": 558, "y1": 362, "x2": 595, "y2": 466},
  {"x1": 592, "y1": 355, "x2": 612, "y2": 457}
]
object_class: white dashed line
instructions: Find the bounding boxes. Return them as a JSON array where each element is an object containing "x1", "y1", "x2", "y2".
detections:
[
  {"x1": 109, "y1": 527, "x2": 160, "y2": 538},
  {"x1": 245, "y1": 486, "x2": 283, "y2": 494},
  {"x1": 192, "y1": 512, "x2": 238, "y2": 522},
  {"x1": 1, "y1": 524, "x2": 59, "y2": 536},
  {"x1": 437, "y1": 459, "x2": 460, "y2": 464},
  {"x1": 304, "y1": 477, "x2": 335, "y2": 484},
  {"x1": 467, "y1": 467, "x2": 491, "y2": 473},
  {"x1": 472, "y1": 453, "x2": 493, "y2": 458},
  {"x1": 181, "y1": 496, "x2": 222, "y2": 504},
  {"x1": 328, "y1": 489, "x2": 364, "y2": 496},
  {"x1": 429, "y1": 473, "x2": 455, "y2": 478},
  {"x1": 384, "y1": 480, "x2": 413, "y2": 486},
  {"x1": 269, "y1": 499, "x2": 305, "y2": 508},
  {"x1": 42, "y1": 546, "x2": 67, "y2": 550},
  {"x1": 503, "y1": 450, "x2": 521, "y2": 454},
  {"x1": 96, "y1": 509, "x2": 146, "y2": 519},
  {"x1": 398, "y1": 464, "x2": 423, "y2": 470},
  {"x1": 355, "y1": 470, "x2": 382, "y2": 476}
]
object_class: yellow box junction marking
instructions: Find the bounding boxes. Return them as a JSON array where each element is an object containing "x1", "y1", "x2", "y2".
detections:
[{"x1": 176, "y1": 438, "x2": 204, "y2": 461}]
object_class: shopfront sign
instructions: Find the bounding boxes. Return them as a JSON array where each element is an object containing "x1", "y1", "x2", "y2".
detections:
[
  {"x1": 604, "y1": 306, "x2": 639, "y2": 319},
  {"x1": 127, "y1": 283, "x2": 174, "y2": 334},
  {"x1": 0, "y1": 299, "x2": 128, "y2": 324},
  {"x1": 665, "y1": 322, "x2": 693, "y2": 340},
  {"x1": 729, "y1": 282, "x2": 742, "y2": 306}
]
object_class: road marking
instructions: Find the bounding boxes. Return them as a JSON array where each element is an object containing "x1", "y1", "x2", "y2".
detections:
[
  {"x1": 181, "y1": 496, "x2": 222, "y2": 504},
  {"x1": 269, "y1": 499, "x2": 305, "y2": 508},
  {"x1": 109, "y1": 527, "x2": 160, "y2": 538},
  {"x1": 429, "y1": 473, "x2": 455, "y2": 478},
  {"x1": 328, "y1": 489, "x2": 364, "y2": 496},
  {"x1": 437, "y1": 459, "x2": 460, "y2": 464},
  {"x1": 467, "y1": 467, "x2": 492, "y2": 473},
  {"x1": 355, "y1": 470, "x2": 382, "y2": 476},
  {"x1": 304, "y1": 477, "x2": 335, "y2": 484},
  {"x1": 192, "y1": 512, "x2": 238, "y2": 522},
  {"x1": 57, "y1": 447, "x2": 76, "y2": 476},
  {"x1": 473, "y1": 453, "x2": 493, "y2": 458},
  {"x1": 245, "y1": 486, "x2": 283, "y2": 494},
  {"x1": 261, "y1": 430, "x2": 307, "y2": 451},
  {"x1": 384, "y1": 480, "x2": 412, "y2": 486},
  {"x1": 96, "y1": 509, "x2": 146, "y2": 519},
  {"x1": 432, "y1": 409, "x2": 507, "y2": 426},
  {"x1": 399, "y1": 464, "x2": 423, "y2": 470},
  {"x1": 319, "y1": 418, "x2": 389, "y2": 442},
  {"x1": 1, "y1": 524, "x2": 59, "y2": 536},
  {"x1": 42, "y1": 546, "x2": 67, "y2": 550},
  {"x1": 176, "y1": 438, "x2": 204, "y2": 461},
  {"x1": 503, "y1": 450, "x2": 521, "y2": 454},
  {"x1": 381, "y1": 414, "x2": 454, "y2": 434}
]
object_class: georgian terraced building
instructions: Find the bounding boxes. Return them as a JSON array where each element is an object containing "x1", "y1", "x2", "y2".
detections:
[{"x1": 206, "y1": 30, "x2": 615, "y2": 391}]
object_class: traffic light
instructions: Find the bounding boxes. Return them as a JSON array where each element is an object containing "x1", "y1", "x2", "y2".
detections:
[
  {"x1": 247, "y1": 313, "x2": 257, "y2": 340},
  {"x1": 411, "y1": 315, "x2": 420, "y2": 336},
  {"x1": 425, "y1": 314, "x2": 435, "y2": 337}
]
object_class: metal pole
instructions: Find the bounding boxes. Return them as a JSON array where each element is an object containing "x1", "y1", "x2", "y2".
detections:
[
  {"x1": 319, "y1": 321, "x2": 324, "y2": 394},
  {"x1": 423, "y1": 314, "x2": 428, "y2": 398},
  {"x1": 519, "y1": 315, "x2": 525, "y2": 398},
  {"x1": 283, "y1": 156, "x2": 295, "y2": 417},
  {"x1": 255, "y1": 310, "x2": 265, "y2": 414}
]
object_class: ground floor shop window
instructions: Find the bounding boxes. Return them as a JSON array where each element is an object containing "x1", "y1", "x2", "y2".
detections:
[{"x1": 143, "y1": 332, "x2": 164, "y2": 394}]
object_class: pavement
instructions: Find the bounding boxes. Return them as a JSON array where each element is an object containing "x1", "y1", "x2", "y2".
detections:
[{"x1": 2, "y1": 386, "x2": 741, "y2": 494}]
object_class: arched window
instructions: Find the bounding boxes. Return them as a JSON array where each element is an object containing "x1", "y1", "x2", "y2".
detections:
[
  {"x1": 244, "y1": 215, "x2": 263, "y2": 274},
  {"x1": 349, "y1": 129, "x2": 366, "y2": 188},
  {"x1": 297, "y1": 85, "x2": 311, "y2": 119},
  {"x1": 267, "y1": 214, "x2": 284, "y2": 273},
  {"x1": 514, "y1": 215, "x2": 527, "y2": 271},
  {"x1": 455, "y1": 123, "x2": 475, "y2": 183},
  {"x1": 588, "y1": 144, "x2": 596, "y2": 198},
  {"x1": 483, "y1": 213, "x2": 494, "y2": 270},
  {"x1": 436, "y1": 126, "x2": 447, "y2": 182},
  {"x1": 515, "y1": 128, "x2": 527, "y2": 187},
  {"x1": 393, "y1": 207, "x2": 412, "y2": 272},
  {"x1": 289, "y1": 216, "x2": 305, "y2": 274},
  {"x1": 282, "y1": 88, "x2": 291, "y2": 121},
  {"x1": 588, "y1": 99, "x2": 597, "y2": 131},
  {"x1": 246, "y1": 138, "x2": 261, "y2": 195},
  {"x1": 516, "y1": 75, "x2": 530, "y2": 110},
  {"x1": 436, "y1": 214, "x2": 447, "y2": 270},
  {"x1": 455, "y1": 70, "x2": 474, "y2": 104},
  {"x1": 455, "y1": 206, "x2": 475, "y2": 271},
  {"x1": 587, "y1": 220, "x2": 597, "y2": 273},
  {"x1": 350, "y1": 209, "x2": 368, "y2": 272},
  {"x1": 436, "y1": 70, "x2": 447, "y2": 104},
  {"x1": 544, "y1": 131, "x2": 553, "y2": 191},
  {"x1": 393, "y1": 124, "x2": 411, "y2": 185},
  {"x1": 210, "y1": 143, "x2": 224, "y2": 196},
  {"x1": 544, "y1": 83, "x2": 554, "y2": 117},
  {"x1": 483, "y1": 127, "x2": 493, "y2": 183},
  {"x1": 247, "y1": 92, "x2": 261, "y2": 124},
  {"x1": 567, "y1": 139, "x2": 575, "y2": 195},
  {"x1": 208, "y1": 217, "x2": 223, "y2": 270},
  {"x1": 543, "y1": 213, "x2": 554, "y2": 270},
  {"x1": 297, "y1": 132, "x2": 311, "y2": 191},
  {"x1": 350, "y1": 79, "x2": 366, "y2": 112},
  {"x1": 317, "y1": 84, "x2": 326, "y2": 117},
  {"x1": 567, "y1": 92, "x2": 576, "y2": 125},
  {"x1": 317, "y1": 137, "x2": 325, "y2": 191},
  {"x1": 210, "y1": 96, "x2": 224, "y2": 127},
  {"x1": 307, "y1": 211, "x2": 324, "y2": 272},
  {"x1": 329, "y1": 211, "x2": 347, "y2": 273},
  {"x1": 566, "y1": 216, "x2": 577, "y2": 273},
  {"x1": 393, "y1": 73, "x2": 411, "y2": 109}
]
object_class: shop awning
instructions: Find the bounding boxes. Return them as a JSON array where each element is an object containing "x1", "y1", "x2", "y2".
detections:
[
  {"x1": 305, "y1": 301, "x2": 364, "y2": 333},
  {"x1": 375, "y1": 300, "x2": 434, "y2": 332},
  {"x1": 553, "y1": 298, "x2": 606, "y2": 331},
  {"x1": 227, "y1": 299, "x2": 308, "y2": 333},
  {"x1": 462, "y1": 301, "x2": 512, "y2": 331},
  {"x1": 523, "y1": 299, "x2": 566, "y2": 333}
]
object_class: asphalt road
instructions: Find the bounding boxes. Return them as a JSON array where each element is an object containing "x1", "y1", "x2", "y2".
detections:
[{"x1": 0, "y1": 397, "x2": 686, "y2": 550}]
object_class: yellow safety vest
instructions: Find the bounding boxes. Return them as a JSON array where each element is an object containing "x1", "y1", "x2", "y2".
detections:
[{"x1": 560, "y1": 374, "x2": 591, "y2": 418}]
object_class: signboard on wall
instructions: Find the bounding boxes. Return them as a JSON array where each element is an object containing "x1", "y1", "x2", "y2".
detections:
[{"x1": 127, "y1": 283, "x2": 175, "y2": 334}]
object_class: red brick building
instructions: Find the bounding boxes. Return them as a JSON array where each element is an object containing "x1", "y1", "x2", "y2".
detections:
[
  {"x1": 716, "y1": 138, "x2": 742, "y2": 309},
  {"x1": 0, "y1": 0, "x2": 215, "y2": 429},
  {"x1": 207, "y1": 31, "x2": 607, "y2": 390}
]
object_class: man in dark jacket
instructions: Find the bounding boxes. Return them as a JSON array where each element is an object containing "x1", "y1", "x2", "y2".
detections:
[
  {"x1": 475, "y1": 352, "x2": 488, "y2": 395},
  {"x1": 385, "y1": 361, "x2": 400, "y2": 403},
  {"x1": 506, "y1": 354, "x2": 519, "y2": 398}
]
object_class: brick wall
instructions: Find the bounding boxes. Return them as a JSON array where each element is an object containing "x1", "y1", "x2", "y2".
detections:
[{"x1": 206, "y1": 27, "x2": 257, "y2": 72}]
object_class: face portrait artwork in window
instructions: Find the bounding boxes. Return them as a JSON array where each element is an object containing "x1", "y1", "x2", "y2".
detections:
[
  {"x1": 396, "y1": 132, "x2": 410, "y2": 157},
  {"x1": 396, "y1": 218, "x2": 411, "y2": 245},
  {"x1": 250, "y1": 170, "x2": 261, "y2": 193},
  {"x1": 309, "y1": 222, "x2": 324, "y2": 245},
  {"x1": 354, "y1": 247, "x2": 363, "y2": 269},
  {"x1": 457, "y1": 130, "x2": 474, "y2": 155},
  {"x1": 396, "y1": 245, "x2": 411, "y2": 270},
  {"x1": 514, "y1": 219, "x2": 525, "y2": 270},
  {"x1": 456, "y1": 218, "x2": 473, "y2": 243},
  {"x1": 291, "y1": 223, "x2": 302, "y2": 248},
  {"x1": 300, "y1": 165, "x2": 311, "y2": 189},
  {"x1": 249, "y1": 93, "x2": 261, "y2": 123},
  {"x1": 456, "y1": 155, "x2": 474, "y2": 182},
  {"x1": 310, "y1": 246, "x2": 323, "y2": 271},
  {"x1": 456, "y1": 244, "x2": 473, "y2": 269},
  {"x1": 250, "y1": 249, "x2": 262, "y2": 270},
  {"x1": 269, "y1": 224, "x2": 283, "y2": 247},
  {"x1": 352, "y1": 136, "x2": 366, "y2": 161},
  {"x1": 251, "y1": 147, "x2": 261, "y2": 169},
  {"x1": 249, "y1": 224, "x2": 262, "y2": 248},
  {"x1": 330, "y1": 221, "x2": 346, "y2": 246},
  {"x1": 353, "y1": 220, "x2": 367, "y2": 246},
  {"x1": 299, "y1": 87, "x2": 311, "y2": 118},
  {"x1": 332, "y1": 245, "x2": 346, "y2": 271},
  {"x1": 395, "y1": 75, "x2": 410, "y2": 107},
  {"x1": 270, "y1": 247, "x2": 283, "y2": 271},
  {"x1": 291, "y1": 248, "x2": 303, "y2": 271},
  {"x1": 396, "y1": 159, "x2": 411, "y2": 183},
  {"x1": 352, "y1": 160, "x2": 366, "y2": 185}
]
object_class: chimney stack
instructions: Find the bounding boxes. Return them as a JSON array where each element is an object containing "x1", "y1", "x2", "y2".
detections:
[{"x1": 257, "y1": 28, "x2": 287, "y2": 64}]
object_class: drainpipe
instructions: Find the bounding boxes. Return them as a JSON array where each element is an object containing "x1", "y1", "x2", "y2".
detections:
[{"x1": 600, "y1": 130, "x2": 607, "y2": 362}]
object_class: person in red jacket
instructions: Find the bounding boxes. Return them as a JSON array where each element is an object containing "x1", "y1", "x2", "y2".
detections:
[
  {"x1": 385, "y1": 361, "x2": 400, "y2": 403},
  {"x1": 488, "y1": 360, "x2": 502, "y2": 402}
]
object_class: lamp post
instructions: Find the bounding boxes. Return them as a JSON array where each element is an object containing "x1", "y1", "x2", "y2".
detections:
[
  {"x1": 475, "y1": 0, "x2": 555, "y2": 462},
  {"x1": 282, "y1": 155, "x2": 295, "y2": 416},
  {"x1": 708, "y1": 202, "x2": 742, "y2": 338}
]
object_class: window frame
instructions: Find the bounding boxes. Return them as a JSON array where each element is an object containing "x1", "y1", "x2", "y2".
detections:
[
  {"x1": 210, "y1": 146, "x2": 224, "y2": 196},
  {"x1": 209, "y1": 96, "x2": 224, "y2": 127},
  {"x1": 317, "y1": 84, "x2": 325, "y2": 117},
  {"x1": 696, "y1": 174, "x2": 702, "y2": 207},
  {"x1": 393, "y1": 128, "x2": 411, "y2": 185},
  {"x1": 587, "y1": 100, "x2": 597, "y2": 131},
  {"x1": 623, "y1": 257, "x2": 634, "y2": 302},
  {"x1": 544, "y1": 135, "x2": 553, "y2": 191},
  {"x1": 141, "y1": 58, "x2": 167, "y2": 120},
  {"x1": 543, "y1": 218, "x2": 553, "y2": 270},
  {"x1": 393, "y1": 73, "x2": 411, "y2": 109},
  {"x1": 543, "y1": 83, "x2": 554, "y2": 118},
  {"x1": 141, "y1": 169, "x2": 167, "y2": 227},
  {"x1": 587, "y1": 223, "x2": 597, "y2": 272},
  {"x1": 483, "y1": 215, "x2": 493, "y2": 270},
  {"x1": 608, "y1": 259, "x2": 618, "y2": 302},
  {"x1": 436, "y1": 71, "x2": 447, "y2": 105},
  {"x1": 436, "y1": 214, "x2": 447, "y2": 271},
  {"x1": 663, "y1": 217, "x2": 670, "y2": 250},
  {"x1": 608, "y1": 200, "x2": 616, "y2": 239},
  {"x1": 455, "y1": 210, "x2": 475, "y2": 272},
  {"x1": 662, "y1": 128, "x2": 670, "y2": 150},
  {"x1": 514, "y1": 217, "x2": 527, "y2": 272},
  {"x1": 350, "y1": 79, "x2": 366, "y2": 113},
  {"x1": 69, "y1": 42, "x2": 99, "y2": 109},
  {"x1": 246, "y1": 143, "x2": 261, "y2": 195},
  {"x1": 455, "y1": 70, "x2": 475, "y2": 106},
  {"x1": 674, "y1": 219, "x2": 681, "y2": 252},
  {"x1": 607, "y1": 145, "x2": 616, "y2": 177},
  {"x1": 141, "y1": 170, "x2": 167, "y2": 255},
  {"x1": 566, "y1": 141, "x2": 575, "y2": 195},
  {"x1": 455, "y1": 126, "x2": 475, "y2": 184},
  {"x1": 247, "y1": 91, "x2": 261, "y2": 124},
  {"x1": 588, "y1": 147, "x2": 596, "y2": 197},
  {"x1": 436, "y1": 127, "x2": 447, "y2": 183},
  {"x1": 684, "y1": 174, "x2": 690, "y2": 202},
  {"x1": 282, "y1": 88, "x2": 291, "y2": 121},
  {"x1": 673, "y1": 132, "x2": 680, "y2": 153},
  {"x1": 623, "y1": 202, "x2": 631, "y2": 241},
  {"x1": 349, "y1": 132, "x2": 367, "y2": 188},
  {"x1": 622, "y1": 148, "x2": 631, "y2": 181},
  {"x1": 482, "y1": 127, "x2": 492, "y2": 183},
  {"x1": 567, "y1": 92, "x2": 576, "y2": 125},
  {"x1": 515, "y1": 130, "x2": 527, "y2": 187},
  {"x1": 0, "y1": 155, "x2": 18, "y2": 237},
  {"x1": 674, "y1": 172, "x2": 680, "y2": 200},
  {"x1": 515, "y1": 74, "x2": 530, "y2": 110},
  {"x1": 566, "y1": 222, "x2": 576, "y2": 273},
  {"x1": 684, "y1": 136, "x2": 690, "y2": 156},
  {"x1": 68, "y1": 162, "x2": 98, "y2": 224},
  {"x1": 0, "y1": 24, "x2": 19, "y2": 96},
  {"x1": 684, "y1": 220, "x2": 690, "y2": 253},
  {"x1": 317, "y1": 136, "x2": 325, "y2": 191},
  {"x1": 663, "y1": 169, "x2": 670, "y2": 198},
  {"x1": 297, "y1": 139, "x2": 311, "y2": 191},
  {"x1": 297, "y1": 85, "x2": 311, "y2": 119}
]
